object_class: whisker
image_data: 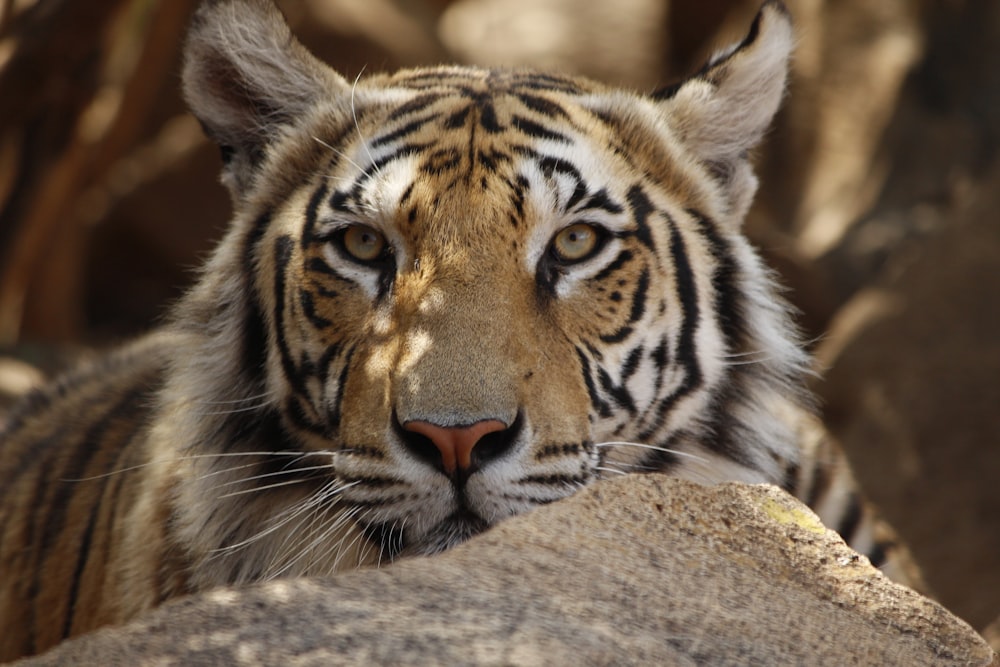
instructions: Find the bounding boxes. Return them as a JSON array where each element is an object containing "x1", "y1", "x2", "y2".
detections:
[
  {"x1": 209, "y1": 463, "x2": 334, "y2": 491},
  {"x1": 594, "y1": 441, "x2": 709, "y2": 464},
  {"x1": 61, "y1": 450, "x2": 342, "y2": 483},
  {"x1": 266, "y1": 490, "x2": 339, "y2": 571},
  {"x1": 594, "y1": 440, "x2": 709, "y2": 463},
  {"x1": 350, "y1": 67, "x2": 383, "y2": 180},
  {"x1": 196, "y1": 390, "x2": 278, "y2": 406},
  {"x1": 210, "y1": 480, "x2": 358, "y2": 557},
  {"x1": 217, "y1": 475, "x2": 324, "y2": 498},
  {"x1": 312, "y1": 136, "x2": 368, "y2": 175},
  {"x1": 194, "y1": 402, "x2": 274, "y2": 416},
  {"x1": 274, "y1": 505, "x2": 363, "y2": 579}
]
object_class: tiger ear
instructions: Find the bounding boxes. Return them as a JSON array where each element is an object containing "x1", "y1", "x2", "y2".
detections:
[
  {"x1": 182, "y1": 0, "x2": 348, "y2": 197},
  {"x1": 653, "y1": 1, "x2": 793, "y2": 215}
]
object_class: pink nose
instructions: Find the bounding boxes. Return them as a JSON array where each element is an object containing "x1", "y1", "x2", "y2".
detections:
[{"x1": 401, "y1": 419, "x2": 508, "y2": 473}]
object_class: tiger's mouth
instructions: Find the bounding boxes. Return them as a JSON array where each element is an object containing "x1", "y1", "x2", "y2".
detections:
[{"x1": 363, "y1": 509, "x2": 490, "y2": 562}]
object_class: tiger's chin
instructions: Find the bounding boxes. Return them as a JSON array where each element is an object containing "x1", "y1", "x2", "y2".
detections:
[{"x1": 367, "y1": 510, "x2": 492, "y2": 562}]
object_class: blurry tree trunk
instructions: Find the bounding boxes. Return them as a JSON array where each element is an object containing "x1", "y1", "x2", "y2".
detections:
[{"x1": 0, "y1": 0, "x2": 197, "y2": 343}]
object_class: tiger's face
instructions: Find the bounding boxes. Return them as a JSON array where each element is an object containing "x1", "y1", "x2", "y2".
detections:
[
  {"x1": 178, "y1": 0, "x2": 799, "y2": 565},
  {"x1": 258, "y1": 73, "x2": 729, "y2": 555}
]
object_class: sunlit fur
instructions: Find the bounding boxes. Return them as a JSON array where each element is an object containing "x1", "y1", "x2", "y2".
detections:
[{"x1": 0, "y1": 1, "x2": 872, "y2": 660}]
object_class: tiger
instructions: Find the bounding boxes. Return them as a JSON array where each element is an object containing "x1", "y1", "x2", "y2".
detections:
[{"x1": 0, "y1": 0, "x2": 881, "y2": 660}]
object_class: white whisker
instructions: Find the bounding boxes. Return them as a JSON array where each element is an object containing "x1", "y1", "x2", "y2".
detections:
[
  {"x1": 217, "y1": 476, "x2": 321, "y2": 498},
  {"x1": 350, "y1": 67, "x2": 383, "y2": 180},
  {"x1": 196, "y1": 390, "x2": 277, "y2": 406},
  {"x1": 209, "y1": 480, "x2": 358, "y2": 558},
  {"x1": 595, "y1": 441, "x2": 709, "y2": 464},
  {"x1": 209, "y1": 463, "x2": 333, "y2": 491},
  {"x1": 194, "y1": 401, "x2": 275, "y2": 416}
]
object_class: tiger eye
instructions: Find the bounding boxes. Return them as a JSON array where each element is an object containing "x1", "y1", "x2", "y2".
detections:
[
  {"x1": 342, "y1": 225, "x2": 387, "y2": 262},
  {"x1": 552, "y1": 223, "x2": 599, "y2": 263}
]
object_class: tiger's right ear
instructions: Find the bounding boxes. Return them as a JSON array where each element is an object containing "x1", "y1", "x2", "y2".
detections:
[
  {"x1": 651, "y1": 1, "x2": 792, "y2": 221},
  {"x1": 182, "y1": 0, "x2": 349, "y2": 197}
]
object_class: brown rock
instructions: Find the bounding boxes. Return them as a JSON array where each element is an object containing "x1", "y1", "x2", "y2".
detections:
[
  {"x1": 819, "y1": 161, "x2": 1000, "y2": 630},
  {"x1": 19, "y1": 476, "x2": 995, "y2": 666}
]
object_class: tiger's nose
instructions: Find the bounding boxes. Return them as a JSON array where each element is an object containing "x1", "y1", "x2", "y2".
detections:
[{"x1": 399, "y1": 418, "x2": 513, "y2": 474}]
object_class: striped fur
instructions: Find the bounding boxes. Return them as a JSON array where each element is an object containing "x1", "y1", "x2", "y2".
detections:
[{"x1": 0, "y1": 0, "x2": 876, "y2": 659}]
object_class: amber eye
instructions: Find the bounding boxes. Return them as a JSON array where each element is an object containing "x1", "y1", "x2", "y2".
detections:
[
  {"x1": 551, "y1": 223, "x2": 601, "y2": 263},
  {"x1": 341, "y1": 225, "x2": 387, "y2": 262}
]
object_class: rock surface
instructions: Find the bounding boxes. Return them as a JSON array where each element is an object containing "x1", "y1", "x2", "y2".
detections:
[{"x1": 19, "y1": 476, "x2": 995, "y2": 666}]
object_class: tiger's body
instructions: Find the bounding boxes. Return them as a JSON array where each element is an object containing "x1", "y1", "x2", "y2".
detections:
[{"x1": 0, "y1": 0, "x2": 875, "y2": 660}]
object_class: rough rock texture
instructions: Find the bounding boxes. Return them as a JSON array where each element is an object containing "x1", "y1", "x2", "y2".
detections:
[{"x1": 20, "y1": 477, "x2": 995, "y2": 667}]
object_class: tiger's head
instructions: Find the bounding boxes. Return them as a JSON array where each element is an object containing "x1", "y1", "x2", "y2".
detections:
[{"x1": 168, "y1": 0, "x2": 805, "y2": 576}]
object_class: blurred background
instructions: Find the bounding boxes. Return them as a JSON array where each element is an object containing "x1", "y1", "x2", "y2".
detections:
[{"x1": 0, "y1": 0, "x2": 997, "y2": 646}]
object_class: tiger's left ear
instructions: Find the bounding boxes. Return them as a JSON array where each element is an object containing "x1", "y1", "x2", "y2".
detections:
[
  {"x1": 182, "y1": 0, "x2": 349, "y2": 199},
  {"x1": 653, "y1": 1, "x2": 793, "y2": 216}
]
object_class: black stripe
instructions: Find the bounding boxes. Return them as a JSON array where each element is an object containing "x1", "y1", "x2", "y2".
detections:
[
  {"x1": 444, "y1": 107, "x2": 470, "y2": 129},
  {"x1": 476, "y1": 98, "x2": 503, "y2": 133},
  {"x1": 514, "y1": 93, "x2": 570, "y2": 119},
  {"x1": 64, "y1": 417, "x2": 148, "y2": 640},
  {"x1": 621, "y1": 345, "x2": 644, "y2": 381},
  {"x1": 538, "y1": 155, "x2": 584, "y2": 183},
  {"x1": 576, "y1": 347, "x2": 612, "y2": 418},
  {"x1": 326, "y1": 346, "x2": 355, "y2": 431},
  {"x1": 387, "y1": 93, "x2": 441, "y2": 121},
  {"x1": 299, "y1": 289, "x2": 332, "y2": 329},
  {"x1": 62, "y1": 496, "x2": 99, "y2": 640},
  {"x1": 371, "y1": 113, "x2": 440, "y2": 148},
  {"x1": 689, "y1": 209, "x2": 746, "y2": 351},
  {"x1": 35, "y1": 394, "x2": 142, "y2": 560},
  {"x1": 510, "y1": 72, "x2": 583, "y2": 94},
  {"x1": 534, "y1": 443, "x2": 583, "y2": 460},
  {"x1": 421, "y1": 147, "x2": 463, "y2": 175},
  {"x1": 597, "y1": 367, "x2": 636, "y2": 414},
  {"x1": 329, "y1": 189, "x2": 353, "y2": 214},
  {"x1": 23, "y1": 452, "x2": 57, "y2": 654},
  {"x1": 598, "y1": 268, "x2": 649, "y2": 345},
  {"x1": 272, "y1": 235, "x2": 311, "y2": 403},
  {"x1": 836, "y1": 495, "x2": 863, "y2": 544},
  {"x1": 599, "y1": 326, "x2": 633, "y2": 345},
  {"x1": 366, "y1": 142, "x2": 433, "y2": 177},
  {"x1": 300, "y1": 181, "x2": 330, "y2": 249},
  {"x1": 37, "y1": 391, "x2": 147, "y2": 642},
  {"x1": 518, "y1": 473, "x2": 590, "y2": 486},
  {"x1": 637, "y1": 214, "x2": 702, "y2": 441},
  {"x1": 591, "y1": 249, "x2": 633, "y2": 282},
  {"x1": 625, "y1": 269, "x2": 650, "y2": 325},
  {"x1": 305, "y1": 256, "x2": 348, "y2": 280},
  {"x1": 240, "y1": 210, "x2": 275, "y2": 386},
  {"x1": 579, "y1": 188, "x2": 624, "y2": 214},
  {"x1": 805, "y1": 461, "x2": 832, "y2": 510},
  {"x1": 511, "y1": 115, "x2": 570, "y2": 143},
  {"x1": 283, "y1": 394, "x2": 325, "y2": 435},
  {"x1": 626, "y1": 185, "x2": 657, "y2": 253},
  {"x1": 651, "y1": 1, "x2": 777, "y2": 101},
  {"x1": 477, "y1": 147, "x2": 511, "y2": 173},
  {"x1": 316, "y1": 342, "x2": 344, "y2": 387},
  {"x1": 564, "y1": 181, "x2": 588, "y2": 212}
]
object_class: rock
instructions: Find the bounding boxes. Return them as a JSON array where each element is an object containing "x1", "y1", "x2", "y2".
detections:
[{"x1": 19, "y1": 476, "x2": 995, "y2": 666}]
